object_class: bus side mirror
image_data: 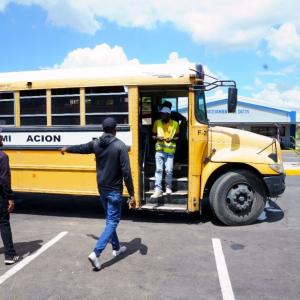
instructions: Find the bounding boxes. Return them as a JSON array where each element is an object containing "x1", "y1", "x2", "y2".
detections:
[{"x1": 228, "y1": 87, "x2": 237, "y2": 113}]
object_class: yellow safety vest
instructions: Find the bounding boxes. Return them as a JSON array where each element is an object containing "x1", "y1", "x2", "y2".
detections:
[{"x1": 155, "y1": 119, "x2": 179, "y2": 154}]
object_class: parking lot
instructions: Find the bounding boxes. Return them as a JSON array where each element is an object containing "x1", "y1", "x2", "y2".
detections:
[{"x1": 0, "y1": 176, "x2": 299, "y2": 300}]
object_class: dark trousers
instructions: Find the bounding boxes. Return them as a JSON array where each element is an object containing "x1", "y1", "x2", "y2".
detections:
[{"x1": 0, "y1": 198, "x2": 16, "y2": 258}]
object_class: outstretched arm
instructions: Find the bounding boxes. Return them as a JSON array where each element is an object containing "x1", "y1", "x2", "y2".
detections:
[{"x1": 61, "y1": 140, "x2": 95, "y2": 155}]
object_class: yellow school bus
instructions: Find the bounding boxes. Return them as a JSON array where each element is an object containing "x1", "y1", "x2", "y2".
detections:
[{"x1": 0, "y1": 64, "x2": 285, "y2": 225}]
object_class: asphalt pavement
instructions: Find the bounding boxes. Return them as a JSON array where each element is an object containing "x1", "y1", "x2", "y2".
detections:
[{"x1": 0, "y1": 177, "x2": 299, "y2": 300}]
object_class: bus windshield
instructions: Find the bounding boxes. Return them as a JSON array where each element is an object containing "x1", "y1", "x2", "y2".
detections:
[{"x1": 195, "y1": 91, "x2": 208, "y2": 123}]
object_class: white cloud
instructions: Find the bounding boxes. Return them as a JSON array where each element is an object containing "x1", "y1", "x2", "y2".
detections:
[
  {"x1": 266, "y1": 22, "x2": 300, "y2": 62},
  {"x1": 56, "y1": 47, "x2": 195, "y2": 69},
  {"x1": 208, "y1": 89, "x2": 227, "y2": 100},
  {"x1": 0, "y1": 0, "x2": 9, "y2": 10},
  {"x1": 166, "y1": 52, "x2": 191, "y2": 65},
  {"x1": 54, "y1": 44, "x2": 227, "y2": 85},
  {"x1": 1, "y1": 0, "x2": 300, "y2": 52},
  {"x1": 253, "y1": 84, "x2": 300, "y2": 121},
  {"x1": 55, "y1": 43, "x2": 140, "y2": 68},
  {"x1": 165, "y1": 52, "x2": 225, "y2": 82},
  {"x1": 254, "y1": 77, "x2": 263, "y2": 87}
]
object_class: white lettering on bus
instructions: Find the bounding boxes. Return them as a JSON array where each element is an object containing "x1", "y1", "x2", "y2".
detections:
[{"x1": 26, "y1": 135, "x2": 61, "y2": 143}]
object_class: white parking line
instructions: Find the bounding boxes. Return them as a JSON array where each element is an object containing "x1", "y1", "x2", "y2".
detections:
[
  {"x1": 0, "y1": 231, "x2": 68, "y2": 285},
  {"x1": 212, "y1": 238, "x2": 235, "y2": 300}
]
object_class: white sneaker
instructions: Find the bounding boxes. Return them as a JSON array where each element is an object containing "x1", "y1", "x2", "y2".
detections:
[
  {"x1": 88, "y1": 252, "x2": 101, "y2": 270},
  {"x1": 166, "y1": 187, "x2": 172, "y2": 195},
  {"x1": 112, "y1": 245, "x2": 127, "y2": 257},
  {"x1": 151, "y1": 189, "x2": 163, "y2": 198},
  {"x1": 4, "y1": 255, "x2": 22, "y2": 265}
]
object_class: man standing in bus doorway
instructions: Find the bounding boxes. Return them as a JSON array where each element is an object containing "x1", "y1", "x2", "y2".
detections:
[
  {"x1": 151, "y1": 107, "x2": 179, "y2": 198},
  {"x1": 0, "y1": 130, "x2": 22, "y2": 265},
  {"x1": 161, "y1": 100, "x2": 188, "y2": 161},
  {"x1": 61, "y1": 117, "x2": 135, "y2": 271}
]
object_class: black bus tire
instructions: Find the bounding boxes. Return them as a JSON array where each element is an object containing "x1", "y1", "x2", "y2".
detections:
[{"x1": 209, "y1": 169, "x2": 266, "y2": 226}]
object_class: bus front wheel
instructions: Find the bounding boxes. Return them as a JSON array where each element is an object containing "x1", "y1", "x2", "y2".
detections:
[{"x1": 209, "y1": 170, "x2": 266, "y2": 226}]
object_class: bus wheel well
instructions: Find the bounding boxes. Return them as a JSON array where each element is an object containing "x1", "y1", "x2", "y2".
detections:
[{"x1": 203, "y1": 163, "x2": 267, "y2": 198}]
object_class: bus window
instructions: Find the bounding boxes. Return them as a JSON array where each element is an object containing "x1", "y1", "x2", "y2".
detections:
[
  {"x1": 85, "y1": 86, "x2": 128, "y2": 125},
  {"x1": 52, "y1": 88, "x2": 80, "y2": 126},
  {"x1": 0, "y1": 92, "x2": 15, "y2": 126},
  {"x1": 141, "y1": 96, "x2": 152, "y2": 125},
  {"x1": 195, "y1": 91, "x2": 208, "y2": 123},
  {"x1": 20, "y1": 90, "x2": 46, "y2": 126}
]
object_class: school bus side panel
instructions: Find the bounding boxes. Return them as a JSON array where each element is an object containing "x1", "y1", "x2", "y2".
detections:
[{"x1": 9, "y1": 150, "x2": 98, "y2": 195}]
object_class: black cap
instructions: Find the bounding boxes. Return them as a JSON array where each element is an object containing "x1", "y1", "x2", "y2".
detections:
[
  {"x1": 162, "y1": 100, "x2": 172, "y2": 109},
  {"x1": 102, "y1": 117, "x2": 117, "y2": 130}
]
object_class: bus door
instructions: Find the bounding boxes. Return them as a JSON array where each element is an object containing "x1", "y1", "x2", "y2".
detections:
[{"x1": 138, "y1": 86, "x2": 189, "y2": 211}]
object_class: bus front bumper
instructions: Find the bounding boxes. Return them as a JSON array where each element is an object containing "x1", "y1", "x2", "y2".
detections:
[{"x1": 263, "y1": 173, "x2": 285, "y2": 197}]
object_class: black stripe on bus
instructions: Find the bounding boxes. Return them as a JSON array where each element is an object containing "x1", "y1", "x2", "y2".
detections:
[
  {"x1": 2, "y1": 145, "x2": 131, "y2": 151},
  {"x1": 0, "y1": 125, "x2": 130, "y2": 132}
]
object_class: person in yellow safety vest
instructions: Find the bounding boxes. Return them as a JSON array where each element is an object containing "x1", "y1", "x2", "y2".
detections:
[{"x1": 151, "y1": 106, "x2": 179, "y2": 198}]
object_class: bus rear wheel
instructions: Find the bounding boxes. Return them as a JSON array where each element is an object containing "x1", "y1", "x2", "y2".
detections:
[{"x1": 209, "y1": 170, "x2": 266, "y2": 226}]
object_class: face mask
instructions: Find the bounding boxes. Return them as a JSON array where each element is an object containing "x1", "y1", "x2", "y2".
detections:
[{"x1": 161, "y1": 113, "x2": 170, "y2": 122}]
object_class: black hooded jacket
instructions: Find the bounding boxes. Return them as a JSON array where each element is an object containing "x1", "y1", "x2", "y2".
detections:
[
  {"x1": 0, "y1": 151, "x2": 14, "y2": 201},
  {"x1": 66, "y1": 133, "x2": 134, "y2": 196}
]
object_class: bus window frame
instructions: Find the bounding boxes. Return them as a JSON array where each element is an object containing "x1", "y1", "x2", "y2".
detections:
[
  {"x1": 51, "y1": 88, "x2": 81, "y2": 126},
  {"x1": 194, "y1": 90, "x2": 208, "y2": 124},
  {"x1": 0, "y1": 92, "x2": 15, "y2": 126},
  {"x1": 19, "y1": 90, "x2": 47, "y2": 126},
  {"x1": 85, "y1": 86, "x2": 129, "y2": 126}
]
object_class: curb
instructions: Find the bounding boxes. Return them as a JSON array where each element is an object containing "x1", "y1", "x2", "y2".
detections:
[
  {"x1": 283, "y1": 162, "x2": 300, "y2": 176},
  {"x1": 285, "y1": 169, "x2": 300, "y2": 176}
]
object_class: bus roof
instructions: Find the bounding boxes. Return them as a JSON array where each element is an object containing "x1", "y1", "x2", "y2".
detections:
[{"x1": 0, "y1": 64, "x2": 198, "y2": 85}]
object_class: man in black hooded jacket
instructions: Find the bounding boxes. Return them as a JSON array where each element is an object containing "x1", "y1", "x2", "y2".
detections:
[
  {"x1": 61, "y1": 117, "x2": 135, "y2": 270},
  {"x1": 0, "y1": 131, "x2": 21, "y2": 265}
]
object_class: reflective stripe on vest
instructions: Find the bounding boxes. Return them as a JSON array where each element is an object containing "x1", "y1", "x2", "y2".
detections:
[{"x1": 155, "y1": 119, "x2": 179, "y2": 154}]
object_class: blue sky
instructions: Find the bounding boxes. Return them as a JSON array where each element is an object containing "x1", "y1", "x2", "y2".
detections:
[{"x1": 0, "y1": 0, "x2": 300, "y2": 119}]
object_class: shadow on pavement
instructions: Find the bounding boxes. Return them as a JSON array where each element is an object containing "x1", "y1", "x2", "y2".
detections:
[
  {"x1": 0, "y1": 240, "x2": 43, "y2": 257},
  {"x1": 13, "y1": 193, "x2": 212, "y2": 225},
  {"x1": 257, "y1": 199, "x2": 285, "y2": 224},
  {"x1": 86, "y1": 235, "x2": 148, "y2": 271},
  {"x1": 14, "y1": 193, "x2": 102, "y2": 219},
  {"x1": 13, "y1": 193, "x2": 285, "y2": 226}
]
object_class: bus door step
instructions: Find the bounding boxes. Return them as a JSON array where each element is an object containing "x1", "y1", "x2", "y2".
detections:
[
  {"x1": 141, "y1": 203, "x2": 187, "y2": 212},
  {"x1": 144, "y1": 190, "x2": 188, "y2": 205}
]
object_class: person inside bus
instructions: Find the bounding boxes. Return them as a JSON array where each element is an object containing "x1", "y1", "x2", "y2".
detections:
[
  {"x1": 161, "y1": 100, "x2": 187, "y2": 161},
  {"x1": 0, "y1": 131, "x2": 22, "y2": 265},
  {"x1": 161, "y1": 100, "x2": 186, "y2": 125},
  {"x1": 61, "y1": 117, "x2": 135, "y2": 271},
  {"x1": 151, "y1": 107, "x2": 179, "y2": 198}
]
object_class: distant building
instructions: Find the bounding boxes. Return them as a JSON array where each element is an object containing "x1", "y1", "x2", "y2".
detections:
[{"x1": 206, "y1": 97, "x2": 297, "y2": 149}]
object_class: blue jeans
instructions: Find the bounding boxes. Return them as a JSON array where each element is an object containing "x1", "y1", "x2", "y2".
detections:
[
  {"x1": 94, "y1": 189, "x2": 122, "y2": 256},
  {"x1": 154, "y1": 151, "x2": 174, "y2": 191}
]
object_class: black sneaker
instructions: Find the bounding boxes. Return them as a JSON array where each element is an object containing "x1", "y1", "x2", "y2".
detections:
[{"x1": 4, "y1": 255, "x2": 22, "y2": 265}]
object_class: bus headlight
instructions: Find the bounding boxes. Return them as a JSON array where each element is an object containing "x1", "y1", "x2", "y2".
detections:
[{"x1": 269, "y1": 163, "x2": 284, "y2": 173}]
